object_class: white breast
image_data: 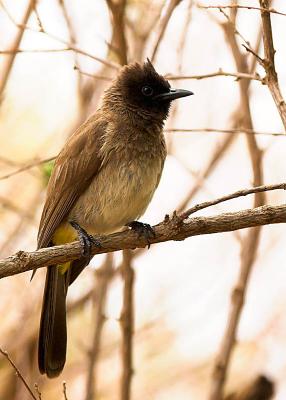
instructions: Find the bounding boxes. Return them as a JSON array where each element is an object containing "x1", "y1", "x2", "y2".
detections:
[{"x1": 71, "y1": 154, "x2": 164, "y2": 235}]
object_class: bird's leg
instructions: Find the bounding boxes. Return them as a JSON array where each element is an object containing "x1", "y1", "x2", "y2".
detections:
[
  {"x1": 126, "y1": 221, "x2": 156, "y2": 249},
  {"x1": 69, "y1": 221, "x2": 101, "y2": 261}
]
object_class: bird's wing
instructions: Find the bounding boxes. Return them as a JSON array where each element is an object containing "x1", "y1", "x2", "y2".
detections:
[{"x1": 37, "y1": 115, "x2": 107, "y2": 249}]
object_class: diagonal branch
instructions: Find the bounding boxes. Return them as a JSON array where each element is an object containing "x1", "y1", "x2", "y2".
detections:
[
  {"x1": 0, "y1": 348, "x2": 37, "y2": 400},
  {"x1": 259, "y1": 0, "x2": 286, "y2": 130},
  {"x1": 151, "y1": 0, "x2": 183, "y2": 62}
]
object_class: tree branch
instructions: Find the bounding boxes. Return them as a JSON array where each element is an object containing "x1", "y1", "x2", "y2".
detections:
[
  {"x1": 1, "y1": 183, "x2": 286, "y2": 279},
  {"x1": 259, "y1": 0, "x2": 286, "y2": 130}
]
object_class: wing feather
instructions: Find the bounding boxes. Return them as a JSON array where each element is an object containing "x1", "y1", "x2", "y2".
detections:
[{"x1": 37, "y1": 115, "x2": 107, "y2": 249}]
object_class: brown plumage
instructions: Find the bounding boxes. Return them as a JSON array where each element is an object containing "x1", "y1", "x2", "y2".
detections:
[{"x1": 37, "y1": 60, "x2": 193, "y2": 377}]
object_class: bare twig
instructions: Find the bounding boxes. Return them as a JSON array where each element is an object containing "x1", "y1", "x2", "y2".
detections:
[
  {"x1": 33, "y1": 3, "x2": 44, "y2": 32},
  {"x1": 63, "y1": 381, "x2": 68, "y2": 400},
  {"x1": 120, "y1": 250, "x2": 135, "y2": 400},
  {"x1": 57, "y1": 0, "x2": 76, "y2": 45},
  {"x1": 259, "y1": 0, "x2": 286, "y2": 130},
  {"x1": 0, "y1": 48, "x2": 71, "y2": 54},
  {"x1": 73, "y1": 66, "x2": 113, "y2": 81},
  {"x1": 151, "y1": 0, "x2": 183, "y2": 62},
  {"x1": 199, "y1": 4, "x2": 286, "y2": 18},
  {"x1": 57, "y1": 0, "x2": 86, "y2": 95},
  {"x1": 0, "y1": 348, "x2": 37, "y2": 400},
  {"x1": 181, "y1": 182, "x2": 286, "y2": 219},
  {"x1": 165, "y1": 127, "x2": 285, "y2": 136},
  {"x1": 166, "y1": 70, "x2": 264, "y2": 82},
  {"x1": 1, "y1": 182, "x2": 286, "y2": 278},
  {"x1": 0, "y1": 0, "x2": 36, "y2": 102},
  {"x1": 0, "y1": 156, "x2": 55, "y2": 180},
  {"x1": 0, "y1": 0, "x2": 119, "y2": 70}
]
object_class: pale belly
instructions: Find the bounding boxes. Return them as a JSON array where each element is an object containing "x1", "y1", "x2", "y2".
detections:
[{"x1": 69, "y1": 156, "x2": 164, "y2": 235}]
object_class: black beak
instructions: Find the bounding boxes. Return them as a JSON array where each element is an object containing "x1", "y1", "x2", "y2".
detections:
[{"x1": 153, "y1": 88, "x2": 194, "y2": 102}]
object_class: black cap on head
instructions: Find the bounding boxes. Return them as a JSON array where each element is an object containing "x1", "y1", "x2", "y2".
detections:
[{"x1": 114, "y1": 59, "x2": 193, "y2": 120}]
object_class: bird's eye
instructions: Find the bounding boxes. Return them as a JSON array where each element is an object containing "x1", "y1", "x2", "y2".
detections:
[{"x1": 141, "y1": 86, "x2": 154, "y2": 97}]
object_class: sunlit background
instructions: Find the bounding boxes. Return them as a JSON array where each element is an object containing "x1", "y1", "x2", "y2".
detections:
[{"x1": 0, "y1": 0, "x2": 286, "y2": 399}]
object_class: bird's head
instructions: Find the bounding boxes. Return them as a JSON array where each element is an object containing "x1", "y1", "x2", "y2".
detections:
[{"x1": 104, "y1": 59, "x2": 193, "y2": 124}]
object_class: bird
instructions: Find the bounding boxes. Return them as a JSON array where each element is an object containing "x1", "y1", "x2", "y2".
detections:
[{"x1": 37, "y1": 59, "x2": 193, "y2": 378}]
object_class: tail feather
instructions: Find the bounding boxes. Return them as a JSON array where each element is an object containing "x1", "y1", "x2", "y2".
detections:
[{"x1": 38, "y1": 266, "x2": 67, "y2": 378}]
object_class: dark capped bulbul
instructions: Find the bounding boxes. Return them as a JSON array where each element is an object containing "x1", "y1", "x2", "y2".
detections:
[{"x1": 37, "y1": 59, "x2": 193, "y2": 378}]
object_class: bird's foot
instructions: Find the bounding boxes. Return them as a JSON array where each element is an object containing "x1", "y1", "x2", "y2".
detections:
[
  {"x1": 70, "y1": 221, "x2": 101, "y2": 262},
  {"x1": 126, "y1": 221, "x2": 155, "y2": 249}
]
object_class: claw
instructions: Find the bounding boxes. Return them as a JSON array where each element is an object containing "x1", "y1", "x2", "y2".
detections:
[
  {"x1": 126, "y1": 221, "x2": 155, "y2": 249},
  {"x1": 70, "y1": 221, "x2": 101, "y2": 262}
]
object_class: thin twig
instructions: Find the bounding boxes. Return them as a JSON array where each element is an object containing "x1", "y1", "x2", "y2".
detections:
[
  {"x1": 73, "y1": 66, "x2": 113, "y2": 81},
  {"x1": 63, "y1": 381, "x2": 68, "y2": 400},
  {"x1": 0, "y1": 0, "x2": 119, "y2": 70},
  {"x1": 57, "y1": 0, "x2": 85, "y2": 93},
  {"x1": 181, "y1": 182, "x2": 286, "y2": 219},
  {"x1": 0, "y1": 48, "x2": 71, "y2": 54},
  {"x1": 199, "y1": 4, "x2": 286, "y2": 18},
  {"x1": 259, "y1": 0, "x2": 286, "y2": 130},
  {"x1": 165, "y1": 127, "x2": 285, "y2": 136},
  {"x1": 0, "y1": 0, "x2": 36, "y2": 102},
  {"x1": 166, "y1": 70, "x2": 264, "y2": 82},
  {"x1": 151, "y1": 0, "x2": 183, "y2": 62},
  {"x1": 120, "y1": 250, "x2": 135, "y2": 400},
  {"x1": 33, "y1": 2, "x2": 44, "y2": 32},
  {"x1": 0, "y1": 156, "x2": 55, "y2": 180},
  {"x1": 0, "y1": 348, "x2": 37, "y2": 400}
]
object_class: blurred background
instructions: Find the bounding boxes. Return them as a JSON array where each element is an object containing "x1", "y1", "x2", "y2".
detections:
[{"x1": 0, "y1": 0, "x2": 286, "y2": 399}]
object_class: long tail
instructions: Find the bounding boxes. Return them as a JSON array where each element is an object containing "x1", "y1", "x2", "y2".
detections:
[{"x1": 38, "y1": 266, "x2": 67, "y2": 378}]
